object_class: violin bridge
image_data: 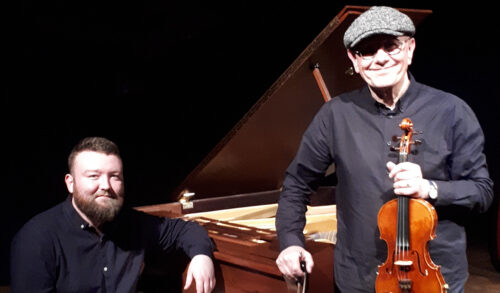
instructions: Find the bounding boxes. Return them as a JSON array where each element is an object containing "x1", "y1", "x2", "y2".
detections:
[{"x1": 394, "y1": 260, "x2": 413, "y2": 266}]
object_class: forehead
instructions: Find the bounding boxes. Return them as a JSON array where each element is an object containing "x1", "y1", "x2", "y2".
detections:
[{"x1": 73, "y1": 151, "x2": 122, "y2": 172}]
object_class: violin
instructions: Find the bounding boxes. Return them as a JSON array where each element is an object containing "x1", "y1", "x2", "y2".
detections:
[{"x1": 375, "y1": 118, "x2": 448, "y2": 293}]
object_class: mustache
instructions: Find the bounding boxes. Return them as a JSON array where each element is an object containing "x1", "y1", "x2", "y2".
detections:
[{"x1": 94, "y1": 191, "x2": 117, "y2": 198}]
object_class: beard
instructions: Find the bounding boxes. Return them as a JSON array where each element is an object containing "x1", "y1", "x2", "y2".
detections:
[{"x1": 72, "y1": 188, "x2": 124, "y2": 227}]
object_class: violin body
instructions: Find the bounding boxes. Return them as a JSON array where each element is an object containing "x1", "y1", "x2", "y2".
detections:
[{"x1": 376, "y1": 198, "x2": 447, "y2": 293}]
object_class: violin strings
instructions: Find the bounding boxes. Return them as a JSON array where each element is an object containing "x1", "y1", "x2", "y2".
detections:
[{"x1": 397, "y1": 136, "x2": 410, "y2": 286}]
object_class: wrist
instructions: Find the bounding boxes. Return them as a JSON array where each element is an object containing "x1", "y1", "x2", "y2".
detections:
[{"x1": 427, "y1": 180, "x2": 438, "y2": 200}]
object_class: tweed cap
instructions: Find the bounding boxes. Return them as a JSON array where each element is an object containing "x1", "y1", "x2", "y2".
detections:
[{"x1": 343, "y1": 6, "x2": 415, "y2": 49}]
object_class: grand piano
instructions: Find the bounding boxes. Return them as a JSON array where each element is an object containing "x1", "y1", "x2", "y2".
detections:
[{"x1": 136, "y1": 6, "x2": 432, "y2": 292}]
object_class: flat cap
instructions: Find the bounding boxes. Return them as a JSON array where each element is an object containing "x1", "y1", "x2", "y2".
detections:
[{"x1": 343, "y1": 6, "x2": 415, "y2": 49}]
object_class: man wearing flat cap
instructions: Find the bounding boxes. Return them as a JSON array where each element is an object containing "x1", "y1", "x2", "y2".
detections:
[{"x1": 276, "y1": 6, "x2": 492, "y2": 293}]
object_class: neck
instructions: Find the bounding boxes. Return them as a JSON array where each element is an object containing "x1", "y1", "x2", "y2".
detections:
[{"x1": 369, "y1": 75, "x2": 411, "y2": 110}]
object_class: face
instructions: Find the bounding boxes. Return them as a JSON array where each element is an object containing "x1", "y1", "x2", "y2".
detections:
[
  {"x1": 65, "y1": 151, "x2": 125, "y2": 226},
  {"x1": 347, "y1": 35, "x2": 416, "y2": 90}
]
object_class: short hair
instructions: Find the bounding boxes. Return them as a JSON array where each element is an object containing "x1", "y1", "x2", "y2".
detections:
[{"x1": 68, "y1": 137, "x2": 121, "y2": 173}]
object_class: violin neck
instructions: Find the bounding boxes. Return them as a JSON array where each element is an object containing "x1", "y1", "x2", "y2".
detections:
[
  {"x1": 399, "y1": 152, "x2": 408, "y2": 163},
  {"x1": 397, "y1": 196, "x2": 410, "y2": 251},
  {"x1": 396, "y1": 153, "x2": 410, "y2": 251}
]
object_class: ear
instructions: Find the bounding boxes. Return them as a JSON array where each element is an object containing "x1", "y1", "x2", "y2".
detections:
[
  {"x1": 407, "y1": 38, "x2": 416, "y2": 65},
  {"x1": 65, "y1": 174, "x2": 74, "y2": 194},
  {"x1": 347, "y1": 49, "x2": 360, "y2": 73}
]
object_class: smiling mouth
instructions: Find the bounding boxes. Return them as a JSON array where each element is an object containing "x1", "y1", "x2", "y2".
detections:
[
  {"x1": 95, "y1": 193, "x2": 115, "y2": 199},
  {"x1": 368, "y1": 64, "x2": 398, "y2": 72}
]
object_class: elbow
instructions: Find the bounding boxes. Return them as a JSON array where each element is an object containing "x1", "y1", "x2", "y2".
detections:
[{"x1": 475, "y1": 178, "x2": 494, "y2": 213}]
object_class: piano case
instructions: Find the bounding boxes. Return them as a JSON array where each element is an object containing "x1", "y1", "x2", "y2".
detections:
[{"x1": 136, "y1": 6, "x2": 431, "y2": 292}]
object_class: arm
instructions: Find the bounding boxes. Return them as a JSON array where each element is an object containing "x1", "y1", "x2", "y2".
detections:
[
  {"x1": 156, "y1": 218, "x2": 215, "y2": 293},
  {"x1": 10, "y1": 223, "x2": 56, "y2": 293},
  {"x1": 275, "y1": 104, "x2": 334, "y2": 278},
  {"x1": 433, "y1": 102, "x2": 493, "y2": 212},
  {"x1": 387, "y1": 101, "x2": 493, "y2": 212}
]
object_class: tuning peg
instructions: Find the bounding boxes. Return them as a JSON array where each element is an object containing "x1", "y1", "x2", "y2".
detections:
[
  {"x1": 412, "y1": 139, "x2": 422, "y2": 145},
  {"x1": 413, "y1": 130, "x2": 423, "y2": 135},
  {"x1": 390, "y1": 146, "x2": 400, "y2": 152}
]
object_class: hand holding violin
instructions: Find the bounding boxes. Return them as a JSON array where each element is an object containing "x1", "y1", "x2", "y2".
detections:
[{"x1": 387, "y1": 161, "x2": 432, "y2": 199}]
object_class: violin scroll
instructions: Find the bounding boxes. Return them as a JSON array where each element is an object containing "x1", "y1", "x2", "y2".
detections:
[{"x1": 389, "y1": 118, "x2": 422, "y2": 154}]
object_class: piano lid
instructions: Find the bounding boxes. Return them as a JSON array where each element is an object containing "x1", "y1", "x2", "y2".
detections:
[{"x1": 174, "y1": 6, "x2": 432, "y2": 200}]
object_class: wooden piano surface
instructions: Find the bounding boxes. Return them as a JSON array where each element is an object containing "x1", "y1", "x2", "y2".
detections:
[
  {"x1": 137, "y1": 189, "x2": 336, "y2": 292},
  {"x1": 137, "y1": 6, "x2": 432, "y2": 292},
  {"x1": 191, "y1": 205, "x2": 335, "y2": 292}
]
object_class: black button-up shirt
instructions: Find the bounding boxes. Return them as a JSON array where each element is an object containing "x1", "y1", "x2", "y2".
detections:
[
  {"x1": 10, "y1": 196, "x2": 214, "y2": 292},
  {"x1": 276, "y1": 75, "x2": 493, "y2": 292}
]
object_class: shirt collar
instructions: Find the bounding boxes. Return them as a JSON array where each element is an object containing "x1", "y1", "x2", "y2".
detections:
[
  {"x1": 62, "y1": 195, "x2": 93, "y2": 231},
  {"x1": 395, "y1": 72, "x2": 417, "y2": 113},
  {"x1": 62, "y1": 195, "x2": 130, "y2": 235},
  {"x1": 360, "y1": 72, "x2": 417, "y2": 116}
]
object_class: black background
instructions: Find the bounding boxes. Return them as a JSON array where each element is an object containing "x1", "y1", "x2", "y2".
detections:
[{"x1": 3, "y1": 0, "x2": 500, "y2": 286}]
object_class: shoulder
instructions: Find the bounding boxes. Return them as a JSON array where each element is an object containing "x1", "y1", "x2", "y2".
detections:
[
  {"x1": 416, "y1": 82, "x2": 469, "y2": 108},
  {"x1": 13, "y1": 202, "x2": 65, "y2": 243},
  {"x1": 314, "y1": 88, "x2": 366, "y2": 118},
  {"x1": 416, "y1": 82, "x2": 477, "y2": 119},
  {"x1": 115, "y1": 207, "x2": 192, "y2": 236},
  {"x1": 412, "y1": 82, "x2": 483, "y2": 141},
  {"x1": 11, "y1": 202, "x2": 66, "y2": 262},
  {"x1": 330, "y1": 87, "x2": 367, "y2": 107},
  {"x1": 118, "y1": 207, "x2": 172, "y2": 226}
]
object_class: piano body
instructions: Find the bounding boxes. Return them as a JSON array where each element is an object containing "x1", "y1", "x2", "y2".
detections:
[{"x1": 137, "y1": 6, "x2": 431, "y2": 292}]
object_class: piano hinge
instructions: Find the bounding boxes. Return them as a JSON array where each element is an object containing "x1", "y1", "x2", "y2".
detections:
[
  {"x1": 179, "y1": 192, "x2": 195, "y2": 210},
  {"x1": 182, "y1": 201, "x2": 194, "y2": 209}
]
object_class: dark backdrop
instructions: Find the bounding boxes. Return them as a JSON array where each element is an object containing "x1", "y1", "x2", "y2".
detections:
[{"x1": 3, "y1": 0, "x2": 499, "y2": 286}]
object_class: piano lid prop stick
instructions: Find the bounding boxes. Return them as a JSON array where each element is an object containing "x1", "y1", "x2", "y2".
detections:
[{"x1": 312, "y1": 63, "x2": 332, "y2": 102}]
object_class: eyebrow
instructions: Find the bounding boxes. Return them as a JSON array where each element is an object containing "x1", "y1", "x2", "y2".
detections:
[{"x1": 82, "y1": 169, "x2": 101, "y2": 174}]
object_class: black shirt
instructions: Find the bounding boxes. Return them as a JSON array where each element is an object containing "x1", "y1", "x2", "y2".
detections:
[
  {"x1": 10, "y1": 196, "x2": 214, "y2": 292},
  {"x1": 276, "y1": 75, "x2": 493, "y2": 292}
]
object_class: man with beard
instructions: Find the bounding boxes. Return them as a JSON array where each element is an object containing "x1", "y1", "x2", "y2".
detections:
[{"x1": 10, "y1": 137, "x2": 216, "y2": 293}]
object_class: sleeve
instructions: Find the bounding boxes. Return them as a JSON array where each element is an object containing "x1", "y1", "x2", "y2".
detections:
[
  {"x1": 156, "y1": 217, "x2": 214, "y2": 259},
  {"x1": 434, "y1": 100, "x2": 493, "y2": 213},
  {"x1": 10, "y1": 222, "x2": 57, "y2": 293},
  {"x1": 275, "y1": 104, "x2": 335, "y2": 250}
]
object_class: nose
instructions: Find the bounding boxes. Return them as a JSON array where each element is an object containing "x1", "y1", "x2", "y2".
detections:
[
  {"x1": 372, "y1": 48, "x2": 391, "y2": 63},
  {"x1": 99, "y1": 176, "x2": 111, "y2": 190}
]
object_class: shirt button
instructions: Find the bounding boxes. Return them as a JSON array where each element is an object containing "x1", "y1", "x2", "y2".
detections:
[
  {"x1": 103, "y1": 267, "x2": 108, "y2": 272},
  {"x1": 80, "y1": 224, "x2": 85, "y2": 229}
]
